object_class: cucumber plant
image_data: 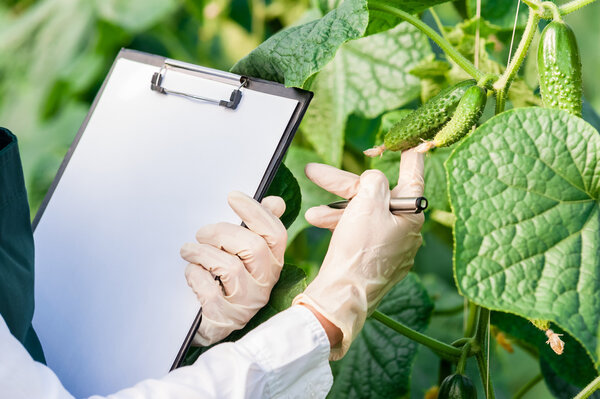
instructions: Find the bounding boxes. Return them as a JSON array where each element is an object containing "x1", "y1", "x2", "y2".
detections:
[{"x1": 231, "y1": 0, "x2": 600, "y2": 397}]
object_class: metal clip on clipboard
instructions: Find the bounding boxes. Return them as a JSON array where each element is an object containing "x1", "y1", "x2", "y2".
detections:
[{"x1": 150, "y1": 60, "x2": 248, "y2": 110}]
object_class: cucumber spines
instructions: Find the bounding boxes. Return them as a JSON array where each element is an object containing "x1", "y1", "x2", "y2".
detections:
[
  {"x1": 416, "y1": 85, "x2": 487, "y2": 153},
  {"x1": 364, "y1": 80, "x2": 476, "y2": 157},
  {"x1": 538, "y1": 20, "x2": 582, "y2": 117}
]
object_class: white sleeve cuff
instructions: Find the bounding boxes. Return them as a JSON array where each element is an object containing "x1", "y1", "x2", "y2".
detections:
[{"x1": 234, "y1": 305, "x2": 333, "y2": 398}]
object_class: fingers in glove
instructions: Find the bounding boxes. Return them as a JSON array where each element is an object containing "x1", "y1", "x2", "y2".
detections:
[
  {"x1": 184, "y1": 262, "x2": 224, "y2": 305},
  {"x1": 195, "y1": 222, "x2": 278, "y2": 282},
  {"x1": 305, "y1": 205, "x2": 344, "y2": 230},
  {"x1": 349, "y1": 169, "x2": 391, "y2": 214},
  {"x1": 260, "y1": 195, "x2": 286, "y2": 218},
  {"x1": 304, "y1": 163, "x2": 360, "y2": 199},
  {"x1": 181, "y1": 242, "x2": 256, "y2": 303},
  {"x1": 227, "y1": 191, "x2": 287, "y2": 262},
  {"x1": 392, "y1": 149, "x2": 425, "y2": 197}
]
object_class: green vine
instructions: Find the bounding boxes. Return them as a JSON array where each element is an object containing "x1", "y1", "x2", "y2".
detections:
[
  {"x1": 493, "y1": 8, "x2": 540, "y2": 94},
  {"x1": 574, "y1": 375, "x2": 600, "y2": 399},
  {"x1": 371, "y1": 310, "x2": 462, "y2": 361}
]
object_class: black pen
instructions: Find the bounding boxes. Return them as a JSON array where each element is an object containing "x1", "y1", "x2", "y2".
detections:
[{"x1": 327, "y1": 196, "x2": 428, "y2": 214}]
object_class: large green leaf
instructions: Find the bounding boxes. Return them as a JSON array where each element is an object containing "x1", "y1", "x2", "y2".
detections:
[
  {"x1": 447, "y1": 107, "x2": 600, "y2": 368},
  {"x1": 265, "y1": 163, "x2": 302, "y2": 229},
  {"x1": 284, "y1": 146, "x2": 338, "y2": 243},
  {"x1": 231, "y1": 0, "x2": 369, "y2": 88},
  {"x1": 492, "y1": 311, "x2": 598, "y2": 388},
  {"x1": 231, "y1": 0, "x2": 443, "y2": 89},
  {"x1": 328, "y1": 273, "x2": 433, "y2": 398},
  {"x1": 302, "y1": 23, "x2": 429, "y2": 166}
]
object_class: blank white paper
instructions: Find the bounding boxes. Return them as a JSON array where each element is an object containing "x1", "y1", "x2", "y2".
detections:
[{"x1": 32, "y1": 57, "x2": 299, "y2": 397}]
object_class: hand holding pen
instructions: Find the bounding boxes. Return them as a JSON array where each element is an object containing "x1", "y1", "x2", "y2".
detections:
[{"x1": 302, "y1": 150, "x2": 426, "y2": 229}]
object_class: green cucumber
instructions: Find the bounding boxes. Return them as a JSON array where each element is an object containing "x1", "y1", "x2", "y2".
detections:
[
  {"x1": 364, "y1": 80, "x2": 476, "y2": 157},
  {"x1": 438, "y1": 374, "x2": 478, "y2": 399},
  {"x1": 537, "y1": 20, "x2": 582, "y2": 117},
  {"x1": 384, "y1": 79, "x2": 476, "y2": 151},
  {"x1": 418, "y1": 85, "x2": 487, "y2": 152}
]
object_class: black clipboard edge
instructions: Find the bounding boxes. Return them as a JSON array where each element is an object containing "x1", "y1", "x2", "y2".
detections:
[{"x1": 31, "y1": 48, "x2": 313, "y2": 372}]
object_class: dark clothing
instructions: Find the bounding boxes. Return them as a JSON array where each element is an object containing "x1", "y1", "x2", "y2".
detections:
[{"x1": 0, "y1": 128, "x2": 45, "y2": 362}]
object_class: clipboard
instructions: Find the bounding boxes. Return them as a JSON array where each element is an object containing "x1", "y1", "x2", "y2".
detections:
[{"x1": 31, "y1": 49, "x2": 312, "y2": 397}]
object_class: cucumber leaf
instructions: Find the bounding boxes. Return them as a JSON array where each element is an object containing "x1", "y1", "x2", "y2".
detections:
[
  {"x1": 231, "y1": 0, "x2": 369, "y2": 88},
  {"x1": 265, "y1": 163, "x2": 302, "y2": 229},
  {"x1": 302, "y1": 23, "x2": 429, "y2": 166},
  {"x1": 231, "y1": 0, "x2": 443, "y2": 89},
  {"x1": 328, "y1": 273, "x2": 433, "y2": 398},
  {"x1": 447, "y1": 107, "x2": 600, "y2": 369}
]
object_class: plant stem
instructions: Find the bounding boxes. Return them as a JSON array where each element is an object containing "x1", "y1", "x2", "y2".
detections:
[
  {"x1": 493, "y1": 7, "x2": 540, "y2": 92},
  {"x1": 456, "y1": 341, "x2": 472, "y2": 374},
  {"x1": 371, "y1": 310, "x2": 462, "y2": 361},
  {"x1": 451, "y1": 337, "x2": 471, "y2": 347},
  {"x1": 495, "y1": 89, "x2": 508, "y2": 114},
  {"x1": 476, "y1": 351, "x2": 496, "y2": 399},
  {"x1": 574, "y1": 376, "x2": 600, "y2": 399},
  {"x1": 474, "y1": 307, "x2": 490, "y2": 343},
  {"x1": 512, "y1": 373, "x2": 542, "y2": 399},
  {"x1": 559, "y1": 0, "x2": 598, "y2": 15},
  {"x1": 464, "y1": 302, "x2": 479, "y2": 337},
  {"x1": 473, "y1": 307, "x2": 495, "y2": 398},
  {"x1": 369, "y1": 1, "x2": 484, "y2": 81}
]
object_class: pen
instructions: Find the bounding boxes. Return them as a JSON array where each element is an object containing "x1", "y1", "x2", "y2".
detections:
[{"x1": 327, "y1": 196, "x2": 428, "y2": 214}]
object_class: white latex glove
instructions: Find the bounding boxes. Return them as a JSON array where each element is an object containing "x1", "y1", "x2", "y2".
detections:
[
  {"x1": 293, "y1": 149, "x2": 425, "y2": 360},
  {"x1": 180, "y1": 191, "x2": 287, "y2": 346}
]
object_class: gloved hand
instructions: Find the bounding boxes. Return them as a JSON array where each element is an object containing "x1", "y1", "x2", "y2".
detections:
[
  {"x1": 180, "y1": 191, "x2": 287, "y2": 346},
  {"x1": 293, "y1": 150, "x2": 425, "y2": 359}
]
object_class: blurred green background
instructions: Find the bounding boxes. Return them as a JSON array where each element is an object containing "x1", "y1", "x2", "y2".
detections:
[{"x1": 1, "y1": 0, "x2": 599, "y2": 397}]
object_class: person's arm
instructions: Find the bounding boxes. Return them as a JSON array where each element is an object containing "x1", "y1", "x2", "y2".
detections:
[
  {"x1": 0, "y1": 305, "x2": 332, "y2": 399},
  {"x1": 0, "y1": 128, "x2": 45, "y2": 362}
]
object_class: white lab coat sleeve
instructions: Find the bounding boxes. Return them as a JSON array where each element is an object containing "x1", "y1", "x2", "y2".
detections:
[
  {"x1": 0, "y1": 305, "x2": 333, "y2": 399},
  {"x1": 0, "y1": 315, "x2": 74, "y2": 399},
  {"x1": 96, "y1": 305, "x2": 333, "y2": 399}
]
